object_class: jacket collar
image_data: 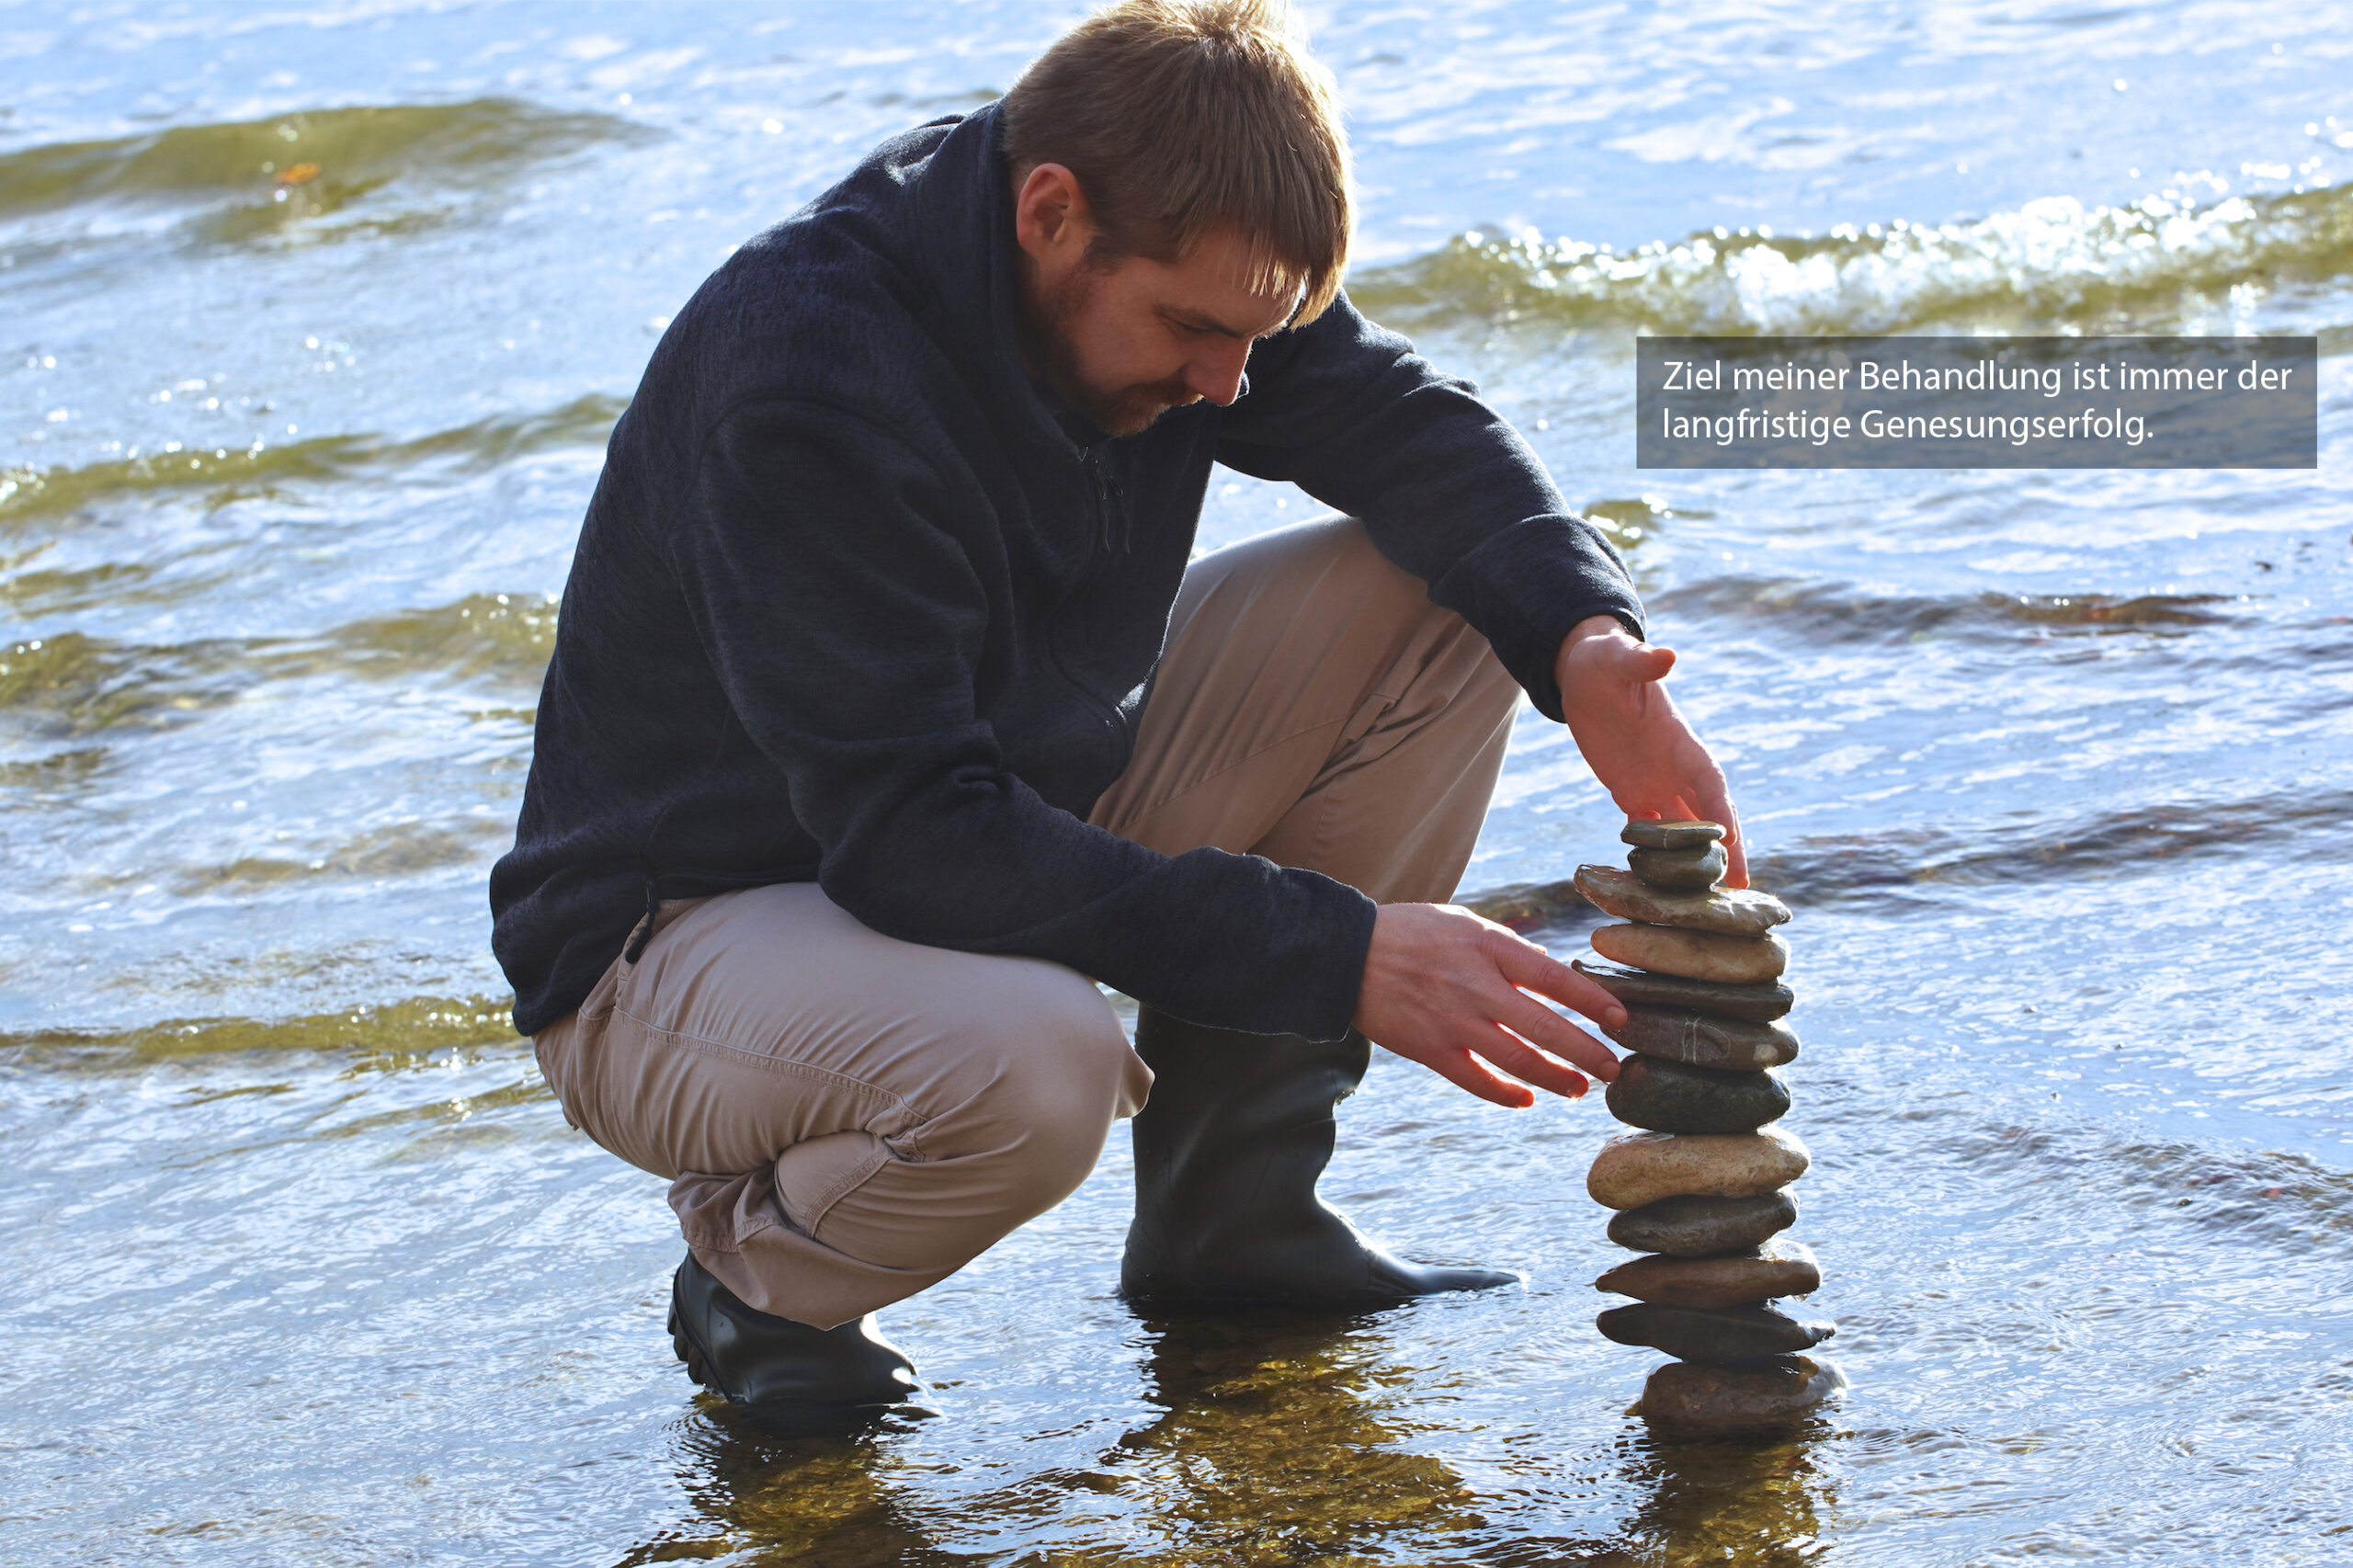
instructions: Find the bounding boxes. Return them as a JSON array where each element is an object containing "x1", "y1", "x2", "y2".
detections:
[{"x1": 898, "y1": 104, "x2": 1113, "y2": 458}]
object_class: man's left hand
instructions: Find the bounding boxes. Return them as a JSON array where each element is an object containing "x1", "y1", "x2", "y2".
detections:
[{"x1": 1554, "y1": 614, "x2": 1748, "y2": 888}]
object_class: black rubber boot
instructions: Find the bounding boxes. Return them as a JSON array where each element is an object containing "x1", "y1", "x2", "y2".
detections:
[
  {"x1": 1120, "y1": 1007, "x2": 1520, "y2": 1310},
  {"x1": 666, "y1": 1253, "x2": 924, "y2": 1437}
]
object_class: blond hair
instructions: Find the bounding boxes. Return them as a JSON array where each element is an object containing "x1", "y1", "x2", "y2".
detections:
[{"x1": 1000, "y1": 0, "x2": 1352, "y2": 325}]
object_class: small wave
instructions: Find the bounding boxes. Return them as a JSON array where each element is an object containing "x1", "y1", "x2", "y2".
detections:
[
  {"x1": 1651, "y1": 576, "x2": 2242, "y2": 643},
  {"x1": 1352, "y1": 184, "x2": 2353, "y2": 335},
  {"x1": 0, "y1": 590, "x2": 558, "y2": 740},
  {"x1": 0, "y1": 994, "x2": 519, "y2": 1069},
  {"x1": 1938, "y1": 1119, "x2": 2353, "y2": 1258},
  {"x1": 0, "y1": 98, "x2": 650, "y2": 239},
  {"x1": 172, "y1": 818, "x2": 514, "y2": 897},
  {"x1": 0, "y1": 393, "x2": 623, "y2": 528},
  {"x1": 1756, "y1": 788, "x2": 2353, "y2": 909}
]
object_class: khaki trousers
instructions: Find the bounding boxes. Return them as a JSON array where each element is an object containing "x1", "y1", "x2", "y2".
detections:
[{"x1": 534, "y1": 516, "x2": 1521, "y2": 1328}]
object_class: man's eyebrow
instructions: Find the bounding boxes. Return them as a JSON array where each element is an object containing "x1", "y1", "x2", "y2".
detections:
[{"x1": 1161, "y1": 306, "x2": 1260, "y2": 339}]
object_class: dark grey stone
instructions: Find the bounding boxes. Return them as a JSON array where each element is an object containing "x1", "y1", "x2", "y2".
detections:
[
  {"x1": 1628, "y1": 843, "x2": 1725, "y2": 892},
  {"x1": 1596, "y1": 1301, "x2": 1834, "y2": 1361},
  {"x1": 1573, "y1": 959, "x2": 1793, "y2": 1022},
  {"x1": 1620, "y1": 820, "x2": 1727, "y2": 851},
  {"x1": 1608, "y1": 1006, "x2": 1800, "y2": 1071},
  {"x1": 1642, "y1": 1355, "x2": 1845, "y2": 1434},
  {"x1": 1606, "y1": 1057, "x2": 1790, "y2": 1134},
  {"x1": 1608, "y1": 1191, "x2": 1798, "y2": 1256}
]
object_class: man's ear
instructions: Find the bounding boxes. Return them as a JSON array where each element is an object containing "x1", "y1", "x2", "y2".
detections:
[{"x1": 1014, "y1": 162, "x2": 1094, "y2": 265}]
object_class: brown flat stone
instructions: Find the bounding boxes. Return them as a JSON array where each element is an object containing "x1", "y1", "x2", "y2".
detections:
[
  {"x1": 1575, "y1": 866, "x2": 1790, "y2": 937},
  {"x1": 1572, "y1": 959, "x2": 1793, "y2": 1022},
  {"x1": 1609, "y1": 1192, "x2": 1798, "y2": 1256},
  {"x1": 1597, "y1": 1301, "x2": 1834, "y2": 1360},
  {"x1": 1608, "y1": 1006, "x2": 1800, "y2": 1072},
  {"x1": 1627, "y1": 843, "x2": 1726, "y2": 892},
  {"x1": 1590, "y1": 924, "x2": 1790, "y2": 984},
  {"x1": 1641, "y1": 1356, "x2": 1846, "y2": 1436},
  {"x1": 1595, "y1": 1242, "x2": 1820, "y2": 1308},
  {"x1": 1586, "y1": 1128, "x2": 1810, "y2": 1210},
  {"x1": 1620, "y1": 820, "x2": 1726, "y2": 850}
]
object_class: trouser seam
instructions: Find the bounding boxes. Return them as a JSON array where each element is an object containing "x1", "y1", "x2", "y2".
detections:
[{"x1": 609, "y1": 1003, "x2": 925, "y2": 1150}]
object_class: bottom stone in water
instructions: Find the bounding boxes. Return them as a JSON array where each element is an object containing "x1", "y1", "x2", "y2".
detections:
[{"x1": 1641, "y1": 1355, "x2": 1847, "y2": 1437}]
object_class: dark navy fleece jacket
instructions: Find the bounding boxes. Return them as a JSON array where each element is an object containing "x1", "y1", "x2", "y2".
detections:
[{"x1": 490, "y1": 105, "x2": 1643, "y2": 1042}]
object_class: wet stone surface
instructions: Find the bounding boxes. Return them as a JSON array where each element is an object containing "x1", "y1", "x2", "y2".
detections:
[
  {"x1": 1597, "y1": 1302, "x2": 1835, "y2": 1361},
  {"x1": 1641, "y1": 1356, "x2": 1847, "y2": 1436},
  {"x1": 1588, "y1": 924, "x2": 1790, "y2": 984},
  {"x1": 1608, "y1": 1192, "x2": 1801, "y2": 1257},
  {"x1": 1620, "y1": 820, "x2": 1727, "y2": 851},
  {"x1": 1572, "y1": 959, "x2": 1793, "y2": 1022},
  {"x1": 1595, "y1": 1243, "x2": 1821, "y2": 1309},
  {"x1": 1586, "y1": 1128, "x2": 1810, "y2": 1211},
  {"x1": 1607, "y1": 1057, "x2": 1790, "y2": 1134},
  {"x1": 1574, "y1": 867, "x2": 1791, "y2": 937},
  {"x1": 1608, "y1": 1006, "x2": 1801, "y2": 1072},
  {"x1": 1629, "y1": 843, "x2": 1726, "y2": 892}
]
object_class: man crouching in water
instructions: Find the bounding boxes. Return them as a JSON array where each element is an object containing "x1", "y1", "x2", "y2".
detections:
[{"x1": 492, "y1": 0, "x2": 1745, "y2": 1437}]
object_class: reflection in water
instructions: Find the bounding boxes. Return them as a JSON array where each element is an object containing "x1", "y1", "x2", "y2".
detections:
[
  {"x1": 1112, "y1": 1312, "x2": 1486, "y2": 1562},
  {"x1": 1611, "y1": 1424, "x2": 1833, "y2": 1568},
  {"x1": 620, "y1": 1403, "x2": 970, "y2": 1567},
  {"x1": 631, "y1": 1310, "x2": 1836, "y2": 1565}
]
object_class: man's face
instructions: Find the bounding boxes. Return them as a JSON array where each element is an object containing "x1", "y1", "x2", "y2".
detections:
[{"x1": 1014, "y1": 167, "x2": 1302, "y2": 437}]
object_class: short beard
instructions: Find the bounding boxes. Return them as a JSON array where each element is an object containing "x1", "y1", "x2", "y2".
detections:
[{"x1": 1024, "y1": 244, "x2": 1199, "y2": 438}]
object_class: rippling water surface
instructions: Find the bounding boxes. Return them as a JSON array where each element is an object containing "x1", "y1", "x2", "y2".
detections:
[{"x1": 3, "y1": 3, "x2": 2349, "y2": 1563}]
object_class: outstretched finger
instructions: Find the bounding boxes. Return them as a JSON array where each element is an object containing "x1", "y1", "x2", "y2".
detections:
[
  {"x1": 1421, "y1": 1042, "x2": 1538, "y2": 1108},
  {"x1": 1690, "y1": 779, "x2": 1748, "y2": 889},
  {"x1": 1491, "y1": 988, "x2": 1618, "y2": 1084},
  {"x1": 1472, "y1": 1019, "x2": 1591, "y2": 1099},
  {"x1": 1491, "y1": 935, "x2": 1626, "y2": 1029}
]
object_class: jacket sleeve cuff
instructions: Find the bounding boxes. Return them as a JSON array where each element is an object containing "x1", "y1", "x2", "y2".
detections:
[
  {"x1": 1291, "y1": 875, "x2": 1378, "y2": 1042},
  {"x1": 1425, "y1": 515, "x2": 1645, "y2": 722}
]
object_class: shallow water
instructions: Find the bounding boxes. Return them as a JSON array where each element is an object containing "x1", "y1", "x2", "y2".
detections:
[{"x1": 2, "y1": 2, "x2": 2349, "y2": 1563}]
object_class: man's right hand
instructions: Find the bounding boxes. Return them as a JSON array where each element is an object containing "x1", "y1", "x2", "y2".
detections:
[{"x1": 1351, "y1": 903, "x2": 1627, "y2": 1108}]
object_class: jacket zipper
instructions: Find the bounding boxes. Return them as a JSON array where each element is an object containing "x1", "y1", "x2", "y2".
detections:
[{"x1": 1043, "y1": 447, "x2": 1131, "y2": 775}]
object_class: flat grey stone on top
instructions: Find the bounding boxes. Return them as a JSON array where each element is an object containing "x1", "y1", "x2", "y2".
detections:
[{"x1": 1620, "y1": 819, "x2": 1726, "y2": 850}]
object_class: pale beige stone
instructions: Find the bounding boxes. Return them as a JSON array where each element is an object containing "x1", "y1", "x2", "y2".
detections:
[
  {"x1": 1586, "y1": 1127, "x2": 1810, "y2": 1211},
  {"x1": 1574, "y1": 866, "x2": 1790, "y2": 936},
  {"x1": 1590, "y1": 923, "x2": 1790, "y2": 983}
]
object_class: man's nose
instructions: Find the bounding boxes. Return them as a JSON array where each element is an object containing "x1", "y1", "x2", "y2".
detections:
[{"x1": 1185, "y1": 346, "x2": 1251, "y2": 407}]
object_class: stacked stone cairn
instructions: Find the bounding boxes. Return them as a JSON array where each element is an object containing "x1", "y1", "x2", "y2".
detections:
[{"x1": 1573, "y1": 821, "x2": 1845, "y2": 1437}]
